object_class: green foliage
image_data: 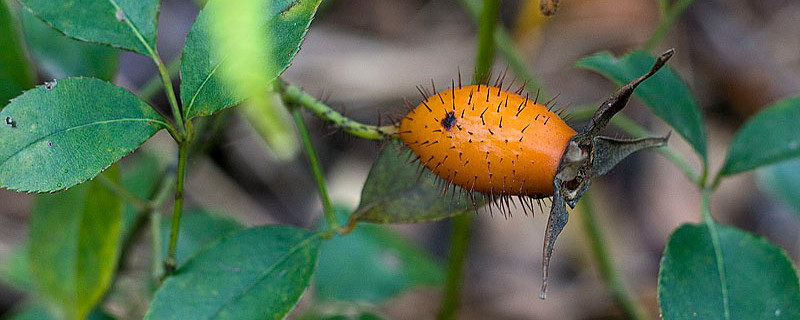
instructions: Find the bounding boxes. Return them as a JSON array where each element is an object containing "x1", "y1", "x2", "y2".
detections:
[
  {"x1": 28, "y1": 167, "x2": 123, "y2": 320},
  {"x1": 160, "y1": 209, "x2": 245, "y2": 267},
  {"x1": 576, "y1": 50, "x2": 707, "y2": 161},
  {"x1": 4, "y1": 303, "x2": 113, "y2": 320},
  {"x1": 19, "y1": 9, "x2": 119, "y2": 81},
  {"x1": 757, "y1": 158, "x2": 800, "y2": 218},
  {"x1": 0, "y1": 77, "x2": 168, "y2": 192},
  {"x1": 720, "y1": 96, "x2": 800, "y2": 176},
  {"x1": 18, "y1": 0, "x2": 159, "y2": 54},
  {"x1": 145, "y1": 226, "x2": 321, "y2": 320},
  {"x1": 658, "y1": 223, "x2": 800, "y2": 319},
  {"x1": 0, "y1": 242, "x2": 33, "y2": 290},
  {"x1": 180, "y1": 0, "x2": 321, "y2": 119},
  {"x1": 0, "y1": 0, "x2": 34, "y2": 107},
  {"x1": 316, "y1": 210, "x2": 444, "y2": 302},
  {"x1": 354, "y1": 140, "x2": 487, "y2": 223}
]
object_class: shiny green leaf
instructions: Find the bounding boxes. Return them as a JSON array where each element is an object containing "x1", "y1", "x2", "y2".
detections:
[
  {"x1": 757, "y1": 158, "x2": 800, "y2": 219},
  {"x1": 20, "y1": 9, "x2": 119, "y2": 81},
  {"x1": 160, "y1": 209, "x2": 245, "y2": 267},
  {"x1": 316, "y1": 210, "x2": 444, "y2": 302},
  {"x1": 0, "y1": 0, "x2": 35, "y2": 107},
  {"x1": 0, "y1": 77, "x2": 168, "y2": 193},
  {"x1": 658, "y1": 223, "x2": 800, "y2": 319},
  {"x1": 576, "y1": 50, "x2": 707, "y2": 161},
  {"x1": 18, "y1": 0, "x2": 159, "y2": 54},
  {"x1": 354, "y1": 140, "x2": 487, "y2": 223},
  {"x1": 720, "y1": 96, "x2": 800, "y2": 176},
  {"x1": 145, "y1": 226, "x2": 320, "y2": 320},
  {"x1": 180, "y1": 0, "x2": 321, "y2": 119},
  {"x1": 28, "y1": 168, "x2": 124, "y2": 320}
]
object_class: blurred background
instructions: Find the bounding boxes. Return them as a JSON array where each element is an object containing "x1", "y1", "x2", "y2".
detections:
[{"x1": 2, "y1": 0, "x2": 800, "y2": 319}]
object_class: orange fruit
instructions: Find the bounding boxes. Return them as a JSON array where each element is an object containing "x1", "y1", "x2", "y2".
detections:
[{"x1": 399, "y1": 85, "x2": 577, "y2": 197}]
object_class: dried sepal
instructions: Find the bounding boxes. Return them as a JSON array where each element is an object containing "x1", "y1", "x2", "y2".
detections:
[
  {"x1": 539, "y1": 49, "x2": 674, "y2": 299},
  {"x1": 591, "y1": 133, "x2": 670, "y2": 177}
]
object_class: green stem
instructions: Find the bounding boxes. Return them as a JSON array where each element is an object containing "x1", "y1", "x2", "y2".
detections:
[
  {"x1": 279, "y1": 80, "x2": 397, "y2": 140},
  {"x1": 152, "y1": 53, "x2": 186, "y2": 138},
  {"x1": 643, "y1": 0, "x2": 694, "y2": 52},
  {"x1": 458, "y1": 0, "x2": 548, "y2": 96},
  {"x1": 578, "y1": 191, "x2": 651, "y2": 320},
  {"x1": 95, "y1": 174, "x2": 151, "y2": 211},
  {"x1": 569, "y1": 106, "x2": 700, "y2": 184},
  {"x1": 139, "y1": 57, "x2": 181, "y2": 101},
  {"x1": 437, "y1": 213, "x2": 472, "y2": 320},
  {"x1": 164, "y1": 141, "x2": 189, "y2": 276},
  {"x1": 475, "y1": 0, "x2": 499, "y2": 83},
  {"x1": 290, "y1": 106, "x2": 338, "y2": 231}
]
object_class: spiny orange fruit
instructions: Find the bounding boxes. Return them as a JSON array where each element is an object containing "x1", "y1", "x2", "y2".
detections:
[{"x1": 398, "y1": 85, "x2": 577, "y2": 197}]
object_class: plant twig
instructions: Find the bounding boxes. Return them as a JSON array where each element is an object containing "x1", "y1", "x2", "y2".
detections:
[
  {"x1": 279, "y1": 79, "x2": 397, "y2": 140},
  {"x1": 578, "y1": 191, "x2": 651, "y2": 320},
  {"x1": 290, "y1": 106, "x2": 338, "y2": 231},
  {"x1": 163, "y1": 141, "x2": 189, "y2": 276}
]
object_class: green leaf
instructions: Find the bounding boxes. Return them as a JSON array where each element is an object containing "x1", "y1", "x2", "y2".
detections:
[
  {"x1": 18, "y1": 0, "x2": 159, "y2": 55},
  {"x1": 658, "y1": 223, "x2": 800, "y2": 319},
  {"x1": 160, "y1": 209, "x2": 245, "y2": 267},
  {"x1": 576, "y1": 50, "x2": 707, "y2": 161},
  {"x1": 28, "y1": 167, "x2": 124, "y2": 320},
  {"x1": 145, "y1": 226, "x2": 321, "y2": 320},
  {"x1": 354, "y1": 140, "x2": 487, "y2": 223},
  {"x1": 0, "y1": 77, "x2": 168, "y2": 193},
  {"x1": 20, "y1": 8, "x2": 119, "y2": 81},
  {"x1": 180, "y1": 0, "x2": 321, "y2": 119},
  {"x1": 316, "y1": 210, "x2": 444, "y2": 303},
  {"x1": 757, "y1": 158, "x2": 800, "y2": 219},
  {"x1": 720, "y1": 96, "x2": 800, "y2": 176},
  {"x1": 0, "y1": 0, "x2": 35, "y2": 107}
]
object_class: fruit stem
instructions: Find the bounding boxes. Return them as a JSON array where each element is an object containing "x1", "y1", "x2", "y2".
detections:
[
  {"x1": 278, "y1": 79, "x2": 398, "y2": 140},
  {"x1": 578, "y1": 191, "x2": 652, "y2": 320},
  {"x1": 290, "y1": 105, "x2": 339, "y2": 231}
]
